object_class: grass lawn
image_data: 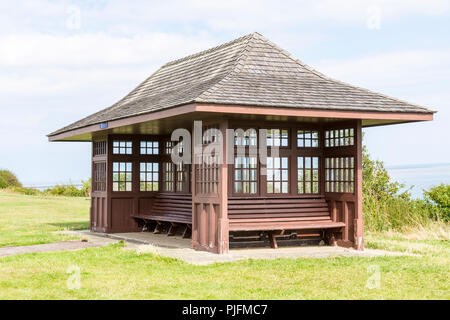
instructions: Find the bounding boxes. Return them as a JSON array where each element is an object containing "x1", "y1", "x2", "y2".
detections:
[
  {"x1": 0, "y1": 190, "x2": 89, "y2": 247},
  {"x1": 0, "y1": 191, "x2": 449, "y2": 299}
]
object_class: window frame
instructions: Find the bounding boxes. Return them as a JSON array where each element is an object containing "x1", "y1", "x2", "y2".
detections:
[{"x1": 139, "y1": 162, "x2": 159, "y2": 192}]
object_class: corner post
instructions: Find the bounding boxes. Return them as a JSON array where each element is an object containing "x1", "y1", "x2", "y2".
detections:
[
  {"x1": 354, "y1": 120, "x2": 364, "y2": 250},
  {"x1": 218, "y1": 119, "x2": 229, "y2": 254}
]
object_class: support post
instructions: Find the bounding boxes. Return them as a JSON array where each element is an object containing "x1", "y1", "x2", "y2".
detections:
[
  {"x1": 354, "y1": 120, "x2": 364, "y2": 250},
  {"x1": 217, "y1": 119, "x2": 229, "y2": 254}
]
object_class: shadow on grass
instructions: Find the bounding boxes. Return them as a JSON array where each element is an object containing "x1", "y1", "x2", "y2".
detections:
[{"x1": 48, "y1": 221, "x2": 90, "y2": 230}]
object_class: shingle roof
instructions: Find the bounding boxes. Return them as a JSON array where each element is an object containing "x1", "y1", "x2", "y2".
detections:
[{"x1": 50, "y1": 32, "x2": 433, "y2": 136}]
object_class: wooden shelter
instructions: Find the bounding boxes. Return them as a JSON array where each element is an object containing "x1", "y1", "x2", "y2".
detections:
[{"x1": 48, "y1": 33, "x2": 434, "y2": 254}]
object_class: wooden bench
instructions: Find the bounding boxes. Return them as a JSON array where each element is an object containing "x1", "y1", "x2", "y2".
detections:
[
  {"x1": 228, "y1": 195, "x2": 344, "y2": 248},
  {"x1": 133, "y1": 193, "x2": 192, "y2": 238}
]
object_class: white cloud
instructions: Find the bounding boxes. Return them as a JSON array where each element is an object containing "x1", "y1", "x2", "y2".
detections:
[
  {"x1": 0, "y1": 0, "x2": 448, "y2": 34},
  {"x1": 0, "y1": 32, "x2": 215, "y2": 67},
  {"x1": 312, "y1": 49, "x2": 450, "y2": 94}
]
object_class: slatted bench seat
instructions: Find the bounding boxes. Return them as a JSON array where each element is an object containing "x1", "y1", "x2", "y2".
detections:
[
  {"x1": 132, "y1": 193, "x2": 192, "y2": 237},
  {"x1": 228, "y1": 195, "x2": 344, "y2": 248}
]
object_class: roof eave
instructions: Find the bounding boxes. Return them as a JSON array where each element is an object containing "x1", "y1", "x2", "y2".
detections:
[{"x1": 48, "y1": 102, "x2": 434, "y2": 142}]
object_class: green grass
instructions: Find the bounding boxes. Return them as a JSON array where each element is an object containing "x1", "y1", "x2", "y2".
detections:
[
  {"x1": 0, "y1": 191, "x2": 448, "y2": 299},
  {"x1": 0, "y1": 190, "x2": 89, "y2": 247},
  {"x1": 0, "y1": 241, "x2": 448, "y2": 299}
]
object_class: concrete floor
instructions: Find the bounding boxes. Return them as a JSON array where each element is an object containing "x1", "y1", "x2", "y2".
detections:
[{"x1": 74, "y1": 231, "x2": 408, "y2": 265}]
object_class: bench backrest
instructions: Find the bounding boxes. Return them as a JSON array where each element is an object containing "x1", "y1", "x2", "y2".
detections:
[
  {"x1": 149, "y1": 193, "x2": 192, "y2": 218},
  {"x1": 228, "y1": 195, "x2": 330, "y2": 221}
]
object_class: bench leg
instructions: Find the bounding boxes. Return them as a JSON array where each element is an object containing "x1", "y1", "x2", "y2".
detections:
[
  {"x1": 167, "y1": 224, "x2": 178, "y2": 236},
  {"x1": 326, "y1": 230, "x2": 338, "y2": 246},
  {"x1": 268, "y1": 232, "x2": 278, "y2": 249},
  {"x1": 182, "y1": 225, "x2": 191, "y2": 239},
  {"x1": 153, "y1": 222, "x2": 163, "y2": 234}
]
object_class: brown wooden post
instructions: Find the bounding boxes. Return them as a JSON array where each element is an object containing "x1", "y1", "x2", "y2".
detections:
[
  {"x1": 354, "y1": 120, "x2": 364, "y2": 250},
  {"x1": 191, "y1": 118, "x2": 229, "y2": 254},
  {"x1": 217, "y1": 119, "x2": 229, "y2": 254}
]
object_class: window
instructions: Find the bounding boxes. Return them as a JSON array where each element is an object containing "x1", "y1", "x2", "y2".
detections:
[
  {"x1": 93, "y1": 141, "x2": 107, "y2": 156},
  {"x1": 164, "y1": 141, "x2": 173, "y2": 155},
  {"x1": 93, "y1": 162, "x2": 106, "y2": 191},
  {"x1": 233, "y1": 156, "x2": 257, "y2": 194},
  {"x1": 325, "y1": 157, "x2": 355, "y2": 193},
  {"x1": 195, "y1": 155, "x2": 219, "y2": 194},
  {"x1": 266, "y1": 157, "x2": 289, "y2": 193},
  {"x1": 112, "y1": 141, "x2": 132, "y2": 154},
  {"x1": 266, "y1": 129, "x2": 289, "y2": 147},
  {"x1": 298, "y1": 157, "x2": 319, "y2": 194},
  {"x1": 176, "y1": 163, "x2": 188, "y2": 192},
  {"x1": 234, "y1": 128, "x2": 257, "y2": 146},
  {"x1": 112, "y1": 162, "x2": 132, "y2": 191},
  {"x1": 325, "y1": 128, "x2": 354, "y2": 147},
  {"x1": 140, "y1": 162, "x2": 159, "y2": 191},
  {"x1": 297, "y1": 130, "x2": 319, "y2": 148},
  {"x1": 163, "y1": 162, "x2": 174, "y2": 191},
  {"x1": 140, "y1": 141, "x2": 159, "y2": 155}
]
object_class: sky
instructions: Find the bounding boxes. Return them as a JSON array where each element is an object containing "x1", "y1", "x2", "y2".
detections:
[{"x1": 0, "y1": 0, "x2": 449, "y2": 193}]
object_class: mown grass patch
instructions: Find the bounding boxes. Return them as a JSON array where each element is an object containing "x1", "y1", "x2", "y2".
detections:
[{"x1": 0, "y1": 191, "x2": 89, "y2": 247}]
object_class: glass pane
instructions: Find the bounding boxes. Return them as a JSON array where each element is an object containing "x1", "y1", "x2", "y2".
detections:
[
  {"x1": 305, "y1": 183, "x2": 311, "y2": 193},
  {"x1": 313, "y1": 157, "x2": 319, "y2": 169},
  {"x1": 298, "y1": 157, "x2": 304, "y2": 168},
  {"x1": 274, "y1": 182, "x2": 281, "y2": 193},
  {"x1": 313, "y1": 182, "x2": 319, "y2": 193},
  {"x1": 282, "y1": 170, "x2": 288, "y2": 181},
  {"x1": 274, "y1": 170, "x2": 280, "y2": 181},
  {"x1": 267, "y1": 169, "x2": 273, "y2": 181}
]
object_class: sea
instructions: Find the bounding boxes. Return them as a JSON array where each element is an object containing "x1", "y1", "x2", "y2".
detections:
[{"x1": 387, "y1": 163, "x2": 450, "y2": 199}]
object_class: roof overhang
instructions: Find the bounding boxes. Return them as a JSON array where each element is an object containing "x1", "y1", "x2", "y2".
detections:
[{"x1": 48, "y1": 103, "x2": 434, "y2": 142}]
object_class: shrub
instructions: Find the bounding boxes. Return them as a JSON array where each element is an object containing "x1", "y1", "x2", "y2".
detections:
[
  {"x1": 424, "y1": 184, "x2": 450, "y2": 222},
  {"x1": 0, "y1": 176, "x2": 7, "y2": 189},
  {"x1": 44, "y1": 180, "x2": 90, "y2": 197},
  {"x1": 362, "y1": 144, "x2": 443, "y2": 232},
  {"x1": 0, "y1": 170, "x2": 22, "y2": 188},
  {"x1": 9, "y1": 186, "x2": 41, "y2": 196},
  {"x1": 80, "y1": 178, "x2": 91, "y2": 197},
  {"x1": 45, "y1": 184, "x2": 85, "y2": 197}
]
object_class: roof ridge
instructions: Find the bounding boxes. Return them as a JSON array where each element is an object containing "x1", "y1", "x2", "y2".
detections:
[
  {"x1": 162, "y1": 33, "x2": 256, "y2": 68},
  {"x1": 254, "y1": 34, "x2": 433, "y2": 112}
]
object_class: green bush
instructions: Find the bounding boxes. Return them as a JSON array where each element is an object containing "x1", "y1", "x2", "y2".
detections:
[
  {"x1": 0, "y1": 170, "x2": 22, "y2": 188},
  {"x1": 0, "y1": 176, "x2": 7, "y2": 189},
  {"x1": 424, "y1": 184, "x2": 450, "y2": 222},
  {"x1": 44, "y1": 180, "x2": 90, "y2": 197},
  {"x1": 9, "y1": 186, "x2": 41, "y2": 196},
  {"x1": 362, "y1": 144, "x2": 445, "y2": 232}
]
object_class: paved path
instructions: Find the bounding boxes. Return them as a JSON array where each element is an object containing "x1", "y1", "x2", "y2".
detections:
[{"x1": 0, "y1": 236, "x2": 117, "y2": 258}]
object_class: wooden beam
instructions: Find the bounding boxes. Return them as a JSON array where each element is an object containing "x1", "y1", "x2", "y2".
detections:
[
  {"x1": 49, "y1": 102, "x2": 433, "y2": 142},
  {"x1": 195, "y1": 103, "x2": 434, "y2": 122}
]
